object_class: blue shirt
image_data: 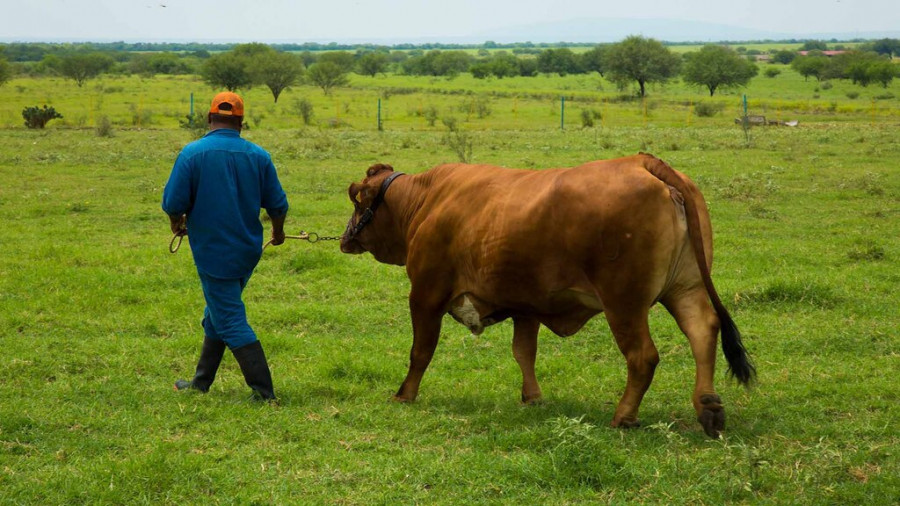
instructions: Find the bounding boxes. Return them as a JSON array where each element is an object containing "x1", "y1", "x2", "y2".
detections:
[{"x1": 162, "y1": 128, "x2": 289, "y2": 279}]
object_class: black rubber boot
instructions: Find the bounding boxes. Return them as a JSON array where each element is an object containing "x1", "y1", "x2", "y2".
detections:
[
  {"x1": 232, "y1": 341, "x2": 276, "y2": 400},
  {"x1": 174, "y1": 336, "x2": 227, "y2": 393}
]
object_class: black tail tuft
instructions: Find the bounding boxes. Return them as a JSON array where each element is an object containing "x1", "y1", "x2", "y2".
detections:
[{"x1": 719, "y1": 310, "x2": 756, "y2": 386}]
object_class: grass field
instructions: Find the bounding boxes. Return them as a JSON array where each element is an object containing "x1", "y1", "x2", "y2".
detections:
[{"x1": 1, "y1": 67, "x2": 899, "y2": 504}]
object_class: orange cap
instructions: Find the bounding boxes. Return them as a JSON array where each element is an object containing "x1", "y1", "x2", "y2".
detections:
[{"x1": 209, "y1": 91, "x2": 244, "y2": 117}]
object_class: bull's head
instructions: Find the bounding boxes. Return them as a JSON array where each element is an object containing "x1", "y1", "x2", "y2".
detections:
[{"x1": 340, "y1": 163, "x2": 407, "y2": 265}]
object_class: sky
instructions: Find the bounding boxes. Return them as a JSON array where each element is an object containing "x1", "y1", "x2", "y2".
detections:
[{"x1": 2, "y1": 0, "x2": 898, "y2": 43}]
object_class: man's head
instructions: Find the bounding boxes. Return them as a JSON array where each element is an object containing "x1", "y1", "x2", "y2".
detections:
[{"x1": 208, "y1": 91, "x2": 244, "y2": 131}]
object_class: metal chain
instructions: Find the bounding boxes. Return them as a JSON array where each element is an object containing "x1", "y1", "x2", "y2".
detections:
[
  {"x1": 263, "y1": 231, "x2": 341, "y2": 249},
  {"x1": 171, "y1": 230, "x2": 341, "y2": 254},
  {"x1": 299, "y1": 231, "x2": 342, "y2": 243}
]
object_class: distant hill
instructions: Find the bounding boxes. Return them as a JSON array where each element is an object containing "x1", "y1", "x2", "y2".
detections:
[{"x1": 467, "y1": 17, "x2": 900, "y2": 44}]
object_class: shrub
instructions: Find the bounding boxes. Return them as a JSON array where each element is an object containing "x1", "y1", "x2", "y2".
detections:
[
  {"x1": 95, "y1": 115, "x2": 114, "y2": 137},
  {"x1": 846, "y1": 91, "x2": 860, "y2": 99},
  {"x1": 22, "y1": 105, "x2": 62, "y2": 129},
  {"x1": 580, "y1": 108, "x2": 601, "y2": 128},
  {"x1": 694, "y1": 101, "x2": 724, "y2": 117},
  {"x1": 820, "y1": 81, "x2": 833, "y2": 90},
  {"x1": 764, "y1": 67, "x2": 781, "y2": 78},
  {"x1": 130, "y1": 104, "x2": 154, "y2": 127},
  {"x1": 581, "y1": 109, "x2": 595, "y2": 128},
  {"x1": 292, "y1": 98, "x2": 314, "y2": 126},
  {"x1": 458, "y1": 96, "x2": 492, "y2": 119},
  {"x1": 423, "y1": 105, "x2": 439, "y2": 127},
  {"x1": 178, "y1": 112, "x2": 207, "y2": 139},
  {"x1": 442, "y1": 116, "x2": 472, "y2": 163}
]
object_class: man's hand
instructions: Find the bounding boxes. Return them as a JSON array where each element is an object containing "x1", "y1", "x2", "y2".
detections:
[
  {"x1": 269, "y1": 228, "x2": 286, "y2": 246},
  {"x1": 169, "y1": 214, "x2": 187, "y2": 236}
]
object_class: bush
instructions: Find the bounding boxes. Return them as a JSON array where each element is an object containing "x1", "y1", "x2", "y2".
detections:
[
  {"x1": 423, "y1": 105, "x2": 439, "y2": 127},
  {"x1": 441, "y1": 116, "x2": 472, "y2": 163},
  {"x1": 95, "y1": 115, "x2": 114, "y2": 137},
  {"x1": 292, "y1": 98, "x2": 314, "y2": 126},
  {"x1": 130, "y1": 104, "x2": 154, "y2": 127},
  {"x1": 764, "y1": 67, "x2": 781, "y2": 78},
  {"x1": 22, "y1": 105, "x2": 62, "y2": 129},
  {"x1": 693, "y1": 101, "x2": 724, "y2": 117},
  {"x1": 580, "y1": 108, "x2": 601, "y2": 128},
  {"x1": 821, "y1": 81, "x2": 833, "y2": 90},
  {"x1": 178, "y1": 112, "x2": 207, "y2": 139},
  {"x1": 846, "y1": 91, "x2": 860, "y2": 99}
]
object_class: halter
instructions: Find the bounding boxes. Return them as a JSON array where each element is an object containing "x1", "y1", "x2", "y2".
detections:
[{"x1": 345, "y1": 171, "x2": 405, "y2": 240}]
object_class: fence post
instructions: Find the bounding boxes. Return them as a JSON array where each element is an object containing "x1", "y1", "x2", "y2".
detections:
[
  {"x1": 560, "y1": 96, "x2": 565, "y2": 131},
  {"x1": 377, "y1": 98, "x2": 383, "y2": 131}
]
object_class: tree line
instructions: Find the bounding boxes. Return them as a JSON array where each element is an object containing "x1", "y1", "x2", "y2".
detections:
[{"x1": 2, "y1": 37, "x2": 897, "y2": 98}]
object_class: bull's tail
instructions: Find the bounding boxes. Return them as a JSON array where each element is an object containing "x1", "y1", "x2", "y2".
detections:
[{"x1": 639, "y1": 153, "x2": 756, "y2": 386}]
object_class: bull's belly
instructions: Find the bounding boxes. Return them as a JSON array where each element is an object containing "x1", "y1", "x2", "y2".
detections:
[{"x1": 448, "y1": 290, "x2": 603, "y2": 337}]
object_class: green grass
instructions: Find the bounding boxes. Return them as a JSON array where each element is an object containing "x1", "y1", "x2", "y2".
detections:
[{"x1": 1, "y1": 73, "x2": 899, "y2": 504}]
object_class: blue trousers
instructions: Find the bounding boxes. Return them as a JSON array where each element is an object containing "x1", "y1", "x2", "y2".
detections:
[{"x1": 198, "y1": 272, "x2": 258, "y2": 350}]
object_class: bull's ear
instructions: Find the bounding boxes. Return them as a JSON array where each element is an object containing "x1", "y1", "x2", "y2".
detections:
[
  {"x1": 348, "y1": 183, "x2": 374, "y2": 209},
  {"x1": 366, "y1": 163, "x2": 394, "y2": 178}
]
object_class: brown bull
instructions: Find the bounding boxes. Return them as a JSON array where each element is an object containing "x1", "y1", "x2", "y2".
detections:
[{"x1": 340, "y1": 153, "x2": 754, "y2": 438}]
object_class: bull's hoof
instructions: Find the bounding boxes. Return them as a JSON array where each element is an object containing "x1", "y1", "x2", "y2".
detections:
[
  {"x1": 521, "y1": 393, "x2": 544, "y2": 405},
  {"x1": 697, "y1": 394, "x2": 725, "y2": 438},
  {"x1": 391, "y1": 394, "x2": 416, "y2": 403},
  {"x1": 610, "y1": 417, "x2": 641, "y2": 429}
]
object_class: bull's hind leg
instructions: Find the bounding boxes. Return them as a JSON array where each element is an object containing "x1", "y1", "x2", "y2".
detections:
[
  {"x1": 606, "y1": 308, "x2": 659, "y2": 429},
  {"x1": 512, "y1": 317, "x2": 542, "y2": 404},
  {"x1": 662, "y1": 289, "x2": 725, "y2": 438}
]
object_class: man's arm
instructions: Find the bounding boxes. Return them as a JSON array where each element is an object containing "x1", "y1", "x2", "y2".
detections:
[{"x1": 269, "y1": 213, "x2": 286, "y2": 246}]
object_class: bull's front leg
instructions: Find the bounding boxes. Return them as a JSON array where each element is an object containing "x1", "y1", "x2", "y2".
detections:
[
  {"x1": 512, "y1": 317, "x2": 543, "y2": 404},
  {"x1": 394, "y1": 295, "x2": 444, "y2": 402}
]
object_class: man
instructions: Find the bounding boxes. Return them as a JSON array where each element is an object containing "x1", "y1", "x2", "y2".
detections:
[{"x1": 162, "y1": 91, "x2": 289, "y2": 400}]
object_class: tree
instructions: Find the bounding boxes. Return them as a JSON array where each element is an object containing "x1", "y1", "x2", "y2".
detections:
[
  {"x1": 605, "y1": 36, "x2": 681, "y2": 97},
  {"x1": 866, "y1": 61, "x2": 897, "y2": 88},
  {"x1": 580, "y1": 45, "x2": 609, "y2": 76},
  {"x1": 537, "y1": 48, "x2": 579, "y2": 76},
  {"x1": 317, "y1": 51, "x2": 356, "y2": 72},
  {"x1": 130, "y1": 52, "x2": 193, "y2": 76},
  {"x1": 848, "y1": 58, "x2": 897, "y2": 88},
  {"x1": 357, "y1": 52, "x2": 389, "y2": 77},
  {"x1": 306, "y1": 61, "x2": 349, "y2": 95},
  {"x1": 682, "y1": 45, "x2": 758, "y2": 96},
  {"x1": 791, "y1": 53, "x2": 829, "y2": 81},
  {"x1": 430, "y1": 51, "x2": 472, "y2": 77},
  {"x1": 0, "y1": 57, "x2": 11, "y2": 88},
  {"x1": 487, "y1": 52, "x2": 520, "y2": 78},
  {"x1": 800, "y1": 40, "x2": 828, "y2": 51},
  {"x1": 232, "y1": 42, "x2": 275, "y2": 59},
  {"x1": 771, "y1": 49, "x2": 796, "y2": 65},
  {"x1": 402, "y1": 50, "x2": 472, "y2": 77},
  {"x1": 59, "y1": 52, "x2": 113, "y2": 87},
  {"x1": 871, "y1": 38, "x2": 900, "y2": 58},
  {"x1": 471, "y1": 52, "x2": 520, "y2": 79},
  {"x1": 254, "y1": 51, "x2": 304, "y2": 103},
  {"x1": 201, "y1": 51, "x2": 254, "y2": 91}
]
